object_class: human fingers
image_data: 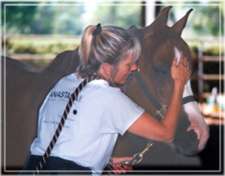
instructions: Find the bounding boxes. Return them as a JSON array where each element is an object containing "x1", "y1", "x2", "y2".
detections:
[
  {"x1": 179, "y1": 56, "x2": 189, "y2": 66},
  {"x1": 112, "y1": 163, "x2": 124, "y2": 174},
  {"x1": 179, "y1": 58, "x2": 190, "y2": 71},
  {"x1": 111, "y1": 156, "x2": 133, "y2": 174},
  {"x1": 112, "y1": 163, "x2": 132, "y2": 174},
  {"x1": 176, "y1": 63, "x2": 191, "y2": 82},
  {"x1": 112, "y1": 156, "x2": 133, "y2": 163},
  {"x1": 180, "y1": 58, "x2": 191, "y2": 80}
]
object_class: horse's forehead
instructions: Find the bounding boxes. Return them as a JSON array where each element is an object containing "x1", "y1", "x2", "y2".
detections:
[
  {"x1": 127, "y1": 25, "x2": 183, "y2": 47},
  {"x1": 142, "y1": 28, "x2": 189, "y2": 54},
  {"x1": 128, "y1": 26, "x2": 191, "y2": 64},
  {"x1": 143, "y1": 27, "x2": 179, "y2": 42}
]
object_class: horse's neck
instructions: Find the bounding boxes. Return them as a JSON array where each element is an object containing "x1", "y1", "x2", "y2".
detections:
[
  {"x1": 124, "y1": 71, "x2": 160, "y2": 116},
  {"x1": 43, "y1": 50, "x2": 78, "y2": 73},
  {"x1": 35, "y1": 50, "x2": 79, "y2": 105}
]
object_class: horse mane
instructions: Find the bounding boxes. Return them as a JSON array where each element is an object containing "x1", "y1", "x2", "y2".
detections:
[{"x1": 43, "y1": 49, "x2": 79, "y2": 75}]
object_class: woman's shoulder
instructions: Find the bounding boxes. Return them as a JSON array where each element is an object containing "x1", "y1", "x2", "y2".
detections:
[
  {"x1": 64, "y1": 73, "x2": 80, "y2": 81},
  {"x1": 57, "y1": 73, "x2": 82, "y2": 85},
  {"x1": 85, "y1": 80, "x2": 125, "y2": 100}
]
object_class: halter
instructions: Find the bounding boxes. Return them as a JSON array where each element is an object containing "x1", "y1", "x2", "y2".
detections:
[{"x1": 135, "y1": 72, "x2": 195, "y2": 118}]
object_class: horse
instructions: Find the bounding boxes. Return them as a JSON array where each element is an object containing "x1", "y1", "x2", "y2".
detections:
[
  {"x1": 112, "y1": 6, "x2": 205, "y2": 169},
  {"x1": 2, "y1": 6, "x2": 208, "y2": 172}
]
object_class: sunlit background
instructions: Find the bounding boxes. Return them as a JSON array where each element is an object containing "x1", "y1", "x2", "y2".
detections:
[{"x1": 2, "y1": 0, "x2": 224, "y2": 121}]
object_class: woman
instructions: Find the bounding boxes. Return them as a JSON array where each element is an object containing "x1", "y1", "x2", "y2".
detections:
[{"x1": 24, "y1": 24, "x2": 191, "y2": 175}]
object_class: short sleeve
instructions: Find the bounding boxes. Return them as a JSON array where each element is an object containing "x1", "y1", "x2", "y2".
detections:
[{"x1": 103, "y1": 90, "x2": 144, "y2": 135}]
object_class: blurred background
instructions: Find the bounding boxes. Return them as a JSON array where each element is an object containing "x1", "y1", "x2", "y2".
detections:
[
  {"x1": 2, "y1": 0, "x2": 224, "y2": 123},
  {"x1": 1, "y1": 0, "x2": 224, "y2": 173}
]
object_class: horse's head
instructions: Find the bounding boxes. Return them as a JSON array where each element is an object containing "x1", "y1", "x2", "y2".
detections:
[{"x1": 125, "y1": 7, "x2": 199, "y2": 155}]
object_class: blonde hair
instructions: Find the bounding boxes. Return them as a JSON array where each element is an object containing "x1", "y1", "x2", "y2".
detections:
[{"x1": 77, "y1": 24, "x2": 141, "y2": 78}]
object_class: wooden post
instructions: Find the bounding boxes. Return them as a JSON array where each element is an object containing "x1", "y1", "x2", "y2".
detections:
[
  {"x1": 198, "y1": 41, "x2": 204, "y2": 101},
  {"x1": 144, "y1": 0, "x2": 156, "y2": 26}
]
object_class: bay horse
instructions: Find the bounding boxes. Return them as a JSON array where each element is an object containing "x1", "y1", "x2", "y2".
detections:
[{"x1": 2, "y1": 6, "x2": 208, "y2": 172}]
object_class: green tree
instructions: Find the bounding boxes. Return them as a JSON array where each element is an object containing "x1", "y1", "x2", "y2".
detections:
[
  {"x1": 93, "y1": 2, "x2": 141, "y2": 28},
  {"x1": 2, "y1": 2, "x2": 85, "y2": 35},
  {"x1": 191, "y1": 5, "x2": 224, "y2": 36},
  {"x1": 4, "y1": 2, "x2": 37, "y2": 34},
  {"x1": 52, "y1": 5, "x2": 84, "y2": 35},
  {"x1": 30, "y1": 5, "x2": 56, "y2": 34}
]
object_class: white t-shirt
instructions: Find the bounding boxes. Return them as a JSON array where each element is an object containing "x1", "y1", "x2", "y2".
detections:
[{"x1": 30, "y1": 73, "x2": 144, "y2": 174}]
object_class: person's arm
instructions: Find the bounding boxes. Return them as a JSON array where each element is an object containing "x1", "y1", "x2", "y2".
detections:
[{"x1": 128, "y1": 58, "x2": 191, "y2": 143}]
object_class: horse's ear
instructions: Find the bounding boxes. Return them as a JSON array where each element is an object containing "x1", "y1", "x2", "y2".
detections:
[
  {"x1": 128, "y1": 25, "x2": 144, "y2": 42},
  {"x1": 171, "y1": 9, "x2": 193, "y2": 35},
  {"x1": 144, "y1": 6, "x2": 172, "y2": 32}
]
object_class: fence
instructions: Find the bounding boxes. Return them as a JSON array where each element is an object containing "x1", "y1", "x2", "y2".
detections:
[{"x1": 186, "y1": 38, "x2": 224, "y2": 119}]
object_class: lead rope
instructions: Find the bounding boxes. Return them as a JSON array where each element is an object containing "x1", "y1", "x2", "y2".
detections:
[{"x1": 34, "y1": 75, "x2": 97, "y2": 174}]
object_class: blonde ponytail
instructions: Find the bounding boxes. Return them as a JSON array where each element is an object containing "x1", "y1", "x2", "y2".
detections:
[{"x1": 79, "y1": 25, "x2": 95, "y2": 64}]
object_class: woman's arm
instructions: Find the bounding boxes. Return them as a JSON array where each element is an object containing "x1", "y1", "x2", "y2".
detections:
[{"x1": 128, "y1": 58, "x2": 191, "y2": 143}]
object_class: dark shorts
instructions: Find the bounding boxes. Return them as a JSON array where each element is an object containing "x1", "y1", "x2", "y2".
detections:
[{"x1": 22, "y1": 155, "x2": 91, "y2": 175}]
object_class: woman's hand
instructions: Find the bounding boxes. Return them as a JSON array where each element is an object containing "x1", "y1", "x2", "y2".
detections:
[
  {"x1": 171, "y1": 57, "x2": 191, "y2": 87},
  {"x1": 110, "y1": 157, "x2": 133, "y2": 174}
]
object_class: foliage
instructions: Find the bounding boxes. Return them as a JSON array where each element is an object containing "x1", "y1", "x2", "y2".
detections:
[
  {"x1": 161, "y1": 0, "x2": 224, "y2": 37},
  {"x1": 2, "y1": 1, "x2": 224, "y2": 37},
  {"x1": 2, "y1": 1, "x2": 142, "y2": 35},
  {"x1": 190, "y1": 44, "x2": 224, "y2": 56},
  {"x1": 3, "y1": 2, "x2": 38, "y2": 33},
  {"x1": 191, "y1": 6, "x2": 224, "y2": 36},
  {"x1": 6, "y1": 35, "x2": 80, "y2": 55},
  {"x1": 203, "y1": 46, "x2": 224, "y2": 56},
  {"x1": 90, "y1": 3, "x2": 141, "y2": 28}
]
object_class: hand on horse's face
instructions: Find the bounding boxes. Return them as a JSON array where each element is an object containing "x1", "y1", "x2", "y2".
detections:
[{"x1": 171, "y1": 57, "x2": 191, "y2": 86}]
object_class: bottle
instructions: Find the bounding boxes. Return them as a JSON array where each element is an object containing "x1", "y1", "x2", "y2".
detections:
[{"x1": 207, "y1": 87, "x2": 219, "y2": 114}]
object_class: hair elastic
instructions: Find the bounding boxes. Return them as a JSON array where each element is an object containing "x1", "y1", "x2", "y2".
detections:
[{"x1": 93, "y1": 23, "x2": 102, "y2": 36}]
